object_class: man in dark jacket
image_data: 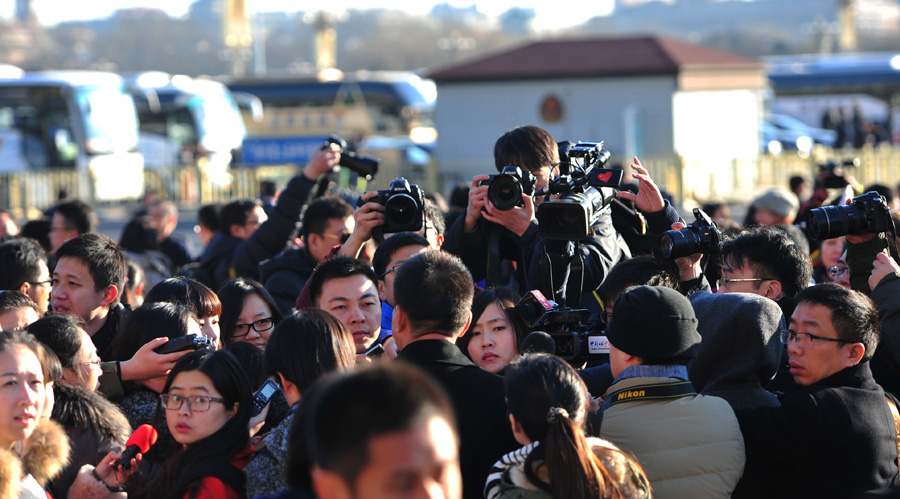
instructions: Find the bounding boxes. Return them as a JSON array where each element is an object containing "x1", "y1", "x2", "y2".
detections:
[
  {"x1": 737, "y1": 284, "x2": 900, "y2": 498},
  {"x1": 197, "y1": 143, "x2": 339, "y2": 290},
  {"x1": 261, "y1": 196, "x2": 354, "y2": 315},
  {"x1": 393, "y1": 251, "x2": 518, "y2": 499}
]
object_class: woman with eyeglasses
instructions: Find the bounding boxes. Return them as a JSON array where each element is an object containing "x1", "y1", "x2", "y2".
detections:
[
  {"x1": 218, "y1": 278, "x2": 284, "y2": 349},
  {"x1": 456, "y1": 288, "x2": 528, "y2": 375},
  {"x1": 139, "y1": 348, "x2": 253, "y2": 499}
]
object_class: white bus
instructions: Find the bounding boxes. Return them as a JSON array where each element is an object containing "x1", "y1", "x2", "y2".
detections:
[{"x1": 0, "y1": 71, "x2": 144, "y2": 202}]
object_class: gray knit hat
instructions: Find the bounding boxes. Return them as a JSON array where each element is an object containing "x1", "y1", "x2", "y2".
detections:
[
  {"x1": 606, "y1": 286, "x2": 701, "y2": 359},
  {"x1": 752, "y1": 187, "x2": 799, "y2": 219}
]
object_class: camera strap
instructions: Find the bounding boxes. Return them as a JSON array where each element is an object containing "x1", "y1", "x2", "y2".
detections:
[
  {"x1": 605, "y1": 380, "x2": 696, "y2": 408},
  {"x1": 486, "y1": 224, "x2": 503, "y2": 289},
  {"x1": 569, "y1": 240, "x2": 584, "y2": 309}
]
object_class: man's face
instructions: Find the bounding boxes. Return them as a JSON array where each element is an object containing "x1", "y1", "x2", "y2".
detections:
[
  {"x1": 379, "y1": 245, "x2": 428, "y2": 308},
  {"x1": 787, "y1": 302, "x2": 856, "y2": 385},
  {"x1": 753, "y1": 207, "x2": 785, "y2": 226},
  {"x1": 0, "y1": 307, "x2": 39, "y2": 331},
  {"x1": 317, "y1": 274, "x2": 381, "y2": 354},
  {"x1": 49, "y1": 212, "x2": 78, "y2": 253},
  {"x1": 233, "y1": 206, "x2": 267, "y2": 240},
  {"x1": 717, "y1": 256, "x2": 779, "y2": 298},
  {"x1": 51, "y1": 257, "x2": 111, "y2": 324},
  {"x1": 149, "y1": 205, "x2": 176, "y2": 239},
  {"x1": 319, "y1": 415, "x2": 461, "y2": 499},
  {"x1": 308, "y1": 217, "x2": 355, "y2": 263},
  {"x1": 26, "y1": 260, "x2": 51, "y2": 314}
]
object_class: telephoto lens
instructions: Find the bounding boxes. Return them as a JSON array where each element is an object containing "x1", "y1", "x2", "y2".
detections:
[{"x1": 805, "y1": 191, "x2": 891, "y2": 241}]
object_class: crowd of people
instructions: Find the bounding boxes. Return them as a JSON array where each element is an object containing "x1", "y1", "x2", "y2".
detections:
[{"x1": 0, "y1": 123, "x2": 898, "y2": 498}]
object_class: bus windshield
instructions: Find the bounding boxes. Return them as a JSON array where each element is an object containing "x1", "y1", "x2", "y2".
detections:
[{"x1": 75, "y1": 84, "x2": 140, "y2": 154}]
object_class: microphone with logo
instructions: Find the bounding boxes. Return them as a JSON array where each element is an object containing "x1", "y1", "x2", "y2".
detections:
[{"x1": 116, "y1": 424, "x2": 158, "y2": 471}]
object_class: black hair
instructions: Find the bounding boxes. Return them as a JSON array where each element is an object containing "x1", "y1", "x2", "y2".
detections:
[
  {"x1": 0, "y1": 239, "x2": 46, "y2": 290},
  {"x1": 159, "y1": 349, "x2": 252, "y2": 499},
  {"x1": 795, "y1": 283, "x2": 880, "y2": 362},
  {"x1": 597, "y1": 256, "x2": 678, "y2": 308},
  {"x1": 219, "y1": 199, "x2": 261, "y2": 235},
  {"x1": 457, "y1": 288, "x2": 528, "y2": 362},
  {"x1": 25, "y1": 315, "x2": 87, "y2": 369},
  {"x1": 789, "y1": 175, "x2": 807, "y2": 194},
  {"x1": 869, "y1": 183, "x2": 895, "y2": 204},
  {"x1": 119, "y1": 215, "x2": 160, "y2": 253},
  {"x1": 52, "y1": 199, "x2": 97, "y2": 235},
  {"x1": 494, "y1": 125, "x2": 560, "y2": 173},
  {"x1": 197, "y1": 204, "x2": 221, "y2": 233},
  {"x1": 19, "y1": 221, "x2": 52, "y2": 254},
  {"x1": 424, "y1": 198, "x2": 446, "y2": 237},
  {"x1": 307, "y1": 257, "x2": 379, "y2": 308},
  {"x1": 505, "y1": 354, "x2": 640, "y2": 498},
  {"x1": 300, "y1": 196, "x2": 354, "y2": 240},
  {"x1": 371, "y1": 232, "x2": 429, "y2": 277},
  {"x1": 0, "y1": 329, "x2": 55, "y2": 387},
  {"x1": 0, "y1": 290, "x2": 41, "y2": 316},
  {"x1": 722, "y1": 226, "x2": 812, "y2": 298},
  {"x1": 305, "y1": 362, "x2": 456, "y2": 488},
  {"x1": 449, "y1": 183, "x2": 469, "y2": 211},
  {"x1": 259, "y1": 180, "x2": 278, "y2": 198},
  {"x1": 111, "y1": 302, "x2": 197, "y2": 363},
  {"x1": 145, "y1": 276, "x2": 222, "y2": 319},
  {"x1": 54, "y1": 233, "x2": 128, "y2": 306},
  {"x1": 265, "y1": 308, "x2": 355, "y2": 394},
  {"x1": 217, "y1": 278, "x2": 284, "y2": 345},
  {"x1": 393, "y1": 251, "x2": 474, "y2": 336},
  {"x1": 123, "y1": 258, "x2": 145, "y2": 308},
  {"x1": 223, "y1": 341, "x2": 266, "y2": 388}
]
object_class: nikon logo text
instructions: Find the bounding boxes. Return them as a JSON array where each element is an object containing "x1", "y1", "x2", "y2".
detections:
[{"x1": 617, "y1": 390, "x2": 646, "y2": 401}]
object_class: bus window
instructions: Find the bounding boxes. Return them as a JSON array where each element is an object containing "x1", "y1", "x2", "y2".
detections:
[{"x1": 76, "y1": 85, "x2": 140, "y2": 155}]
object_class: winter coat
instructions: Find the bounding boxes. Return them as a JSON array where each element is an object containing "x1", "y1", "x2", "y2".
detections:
[
  {"x1": 0, "y1": 419, "x2": 70, "y2": 499},
  {"x1": 600, "y1": 376, "x2": 745, "y2": 499},
  {"x1": 260, "y1": 247, "x2": 318, "y2": 315},
  {"x1": 48, "y1": 383, "x2": 131, "y2": 498},
  {"x1": 245, "y1": 409, "x2": 294, "y2": 497}
]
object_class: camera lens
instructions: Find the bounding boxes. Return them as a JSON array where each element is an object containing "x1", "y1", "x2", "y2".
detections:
[
  {"x1": 806, "y1": 204, "x2": 862, "y2": 241},
  {"x1": 659, "y1": 228, "x2": 702, "y2": 258},
  {"x1": 553, "y1": 205, "x2": 584, "y2": 229},
  {"x1": 488, "y1": 175, "x2": 523, "y2": 211},
  {"x1": 383, "y1": 194, "x2": 419, "y2": 229}
]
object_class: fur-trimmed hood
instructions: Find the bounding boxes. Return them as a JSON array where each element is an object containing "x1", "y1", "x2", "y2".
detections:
[{"x1": 0, "y1": 419, "x2": 70, "y2": 498}]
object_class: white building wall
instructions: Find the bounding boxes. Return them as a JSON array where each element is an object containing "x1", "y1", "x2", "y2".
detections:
[{"x1": 434, "y1": 76, "x2": 678, "y2": 187}]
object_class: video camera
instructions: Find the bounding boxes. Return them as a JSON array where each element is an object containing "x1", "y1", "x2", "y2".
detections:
[
  {"x1": 659, "y1": 208, "x2": 723, "y2": 258},
  {"x1": 817, "y1": 158, "x2": 859, "y2": 189},
  {"x1": 536, "y1": 141, "x2": 623, "y2": 240},
  {"x1": 806, "y1": 190, "x2": 892, "y2": 241},
  {"x1": 478, "y1": 165, "x2": 536, "y2": 211},
  {"x1": 358, "y1": 177, "x2": 425, "y2": 233},
  {"x1": 324, "y1": 135, "x2": 380, "y2": 180},
  {"x1": 514, "y1": 290, "x2": 608, "y2": 366}
]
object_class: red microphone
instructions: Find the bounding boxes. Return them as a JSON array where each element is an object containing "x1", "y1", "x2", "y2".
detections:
[{"x1": 118, "y1": 424, "x2": 158, "y2": 470}]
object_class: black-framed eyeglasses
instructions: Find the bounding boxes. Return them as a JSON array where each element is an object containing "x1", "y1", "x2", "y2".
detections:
[
  {"x1": 321, "y1": 232, "x2": 352, "y2": 244},
  {"x1": 27, "y1": 279, "x2": 53, "y2": 288},
  {"x1": 719, "y1": 277, "x2": 775, "y2": 286},
  {"x1": 829, "y1": 265, "x2": 849, "y2": 278},
  {"x1": 160, "y1": 394, "x2": 225, "y2": 412},
  {"x1": 779, "y1": 329, "x2": 850, "y2": 347},
  {"x1": 233, "y1": 317, "x2": 275, "y2": 337},
  {"x1": 379, "y1": 264, "x2": 401, "y2": 279}
]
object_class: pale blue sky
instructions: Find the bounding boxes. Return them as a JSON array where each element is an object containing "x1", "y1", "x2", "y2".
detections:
[{"x1": 4, "y1": 0, "x2": 614, "y2": 30}]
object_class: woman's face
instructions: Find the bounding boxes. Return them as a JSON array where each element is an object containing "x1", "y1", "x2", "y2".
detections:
[
  {"x1": 66, "y1": 329, "x2": 101, "y2": 392},
  {"x1": 232, "y1": 293, "x2": 274, "y2": 349},
  {"x1": 820, "y1": 236, "x2": 845, "y2": 271},
  {"x1": 467, "y1": 302, "x2": 518, "y2": 374},
  {"x1": 198, "y1": 315, "x2": 221, "y2": 348},
  {"x1": 0, "y1": 345, "x2": 44, "y2": 449},
  {"x1": 165, "y1": 370, "x2": 235, "y2": 448}
]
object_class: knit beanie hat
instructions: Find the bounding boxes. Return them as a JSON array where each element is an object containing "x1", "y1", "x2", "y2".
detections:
[
  {"x1": 752, "y1": 187, "x2": 799, "y2": 219},
  {"x1": 606, "y1": 286, "x2": 701, "y2": 359}
]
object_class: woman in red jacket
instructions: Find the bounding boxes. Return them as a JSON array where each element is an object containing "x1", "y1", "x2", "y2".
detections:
[{"x1": 155, "y1": 348, "x2": 253, "y2": 499}]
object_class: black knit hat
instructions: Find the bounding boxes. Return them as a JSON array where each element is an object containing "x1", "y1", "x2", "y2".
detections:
[{"x1": 606, "y1": 285, "x2": 701, "y2": 359}]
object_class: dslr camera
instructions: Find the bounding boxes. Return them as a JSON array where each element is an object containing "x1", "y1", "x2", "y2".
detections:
[
  {"x1": 537, "y1": 141, "x2": 623, "y2": 240},
  {"x1": 359, "y1": 177, "x2": 425, "y2": 233},
  {"x1": 515, "y1": 290, "x2": 608, "y2": 367},
  {"x1": 324, "y1": 135, "x2": 381, "y2": 180},
  {"x1": 659, "y1": 208, "x2": 723, "y2": 258},
  {"x1": 478, "y1": 165, "x2": 536, "y2": 211},
  {"x1": 818, "y1": 158, "x2": 859, "y2": 189},
  {"x1": 806, "y1": 190, "x2": 892, "y2": 241}
]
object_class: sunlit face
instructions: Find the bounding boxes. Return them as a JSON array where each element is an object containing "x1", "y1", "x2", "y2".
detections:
[
  {"x1": 0, "y1": 307, "x2": 39, "y2": 332},
  {"x1": 308, "y1": 217, "x2": 355, "y2": 264},
  {"x1": 165, "y1": 370, "x2": 235, "y2": 447},
  {"x1": 51, "y1": 257, "x2": 112, "y2": 325},
  {"x1": 317, "y1": 275, "x2": 381, "y2": 354},
  {"x1": 753, "y1": 207, "x2": 784, "y2": 226},
  {"x1": 466, "y1": 303, "x2": 518, "y2": 374},
  {"x1": 233, "y1": 206, "x2": 268, "y2": 240},
  {"x1": 820, "y1": 236, "x2": 845, "y2": 271},
  {"x1": 787, "y1": 302, "x2": 858, "y2": 386},
  {"x1": 316, "y1": 415, "x2": 461, "y2": 499},
  {"x1": 232, "y1": 293, "x2": 274, "y2": 349},
  {"x1": 0, "y1": 345, "x2": 44, "y2": 450},
  {"x1": 64, "y1": 329, "x2": 102, "y2": 392},
  {"x1": 27, "y1": 260, "x2": 52, "y2": 315},
  {"x1": 379, "y1": 245, "x2": 428, "y2": 308},
  {"x1": 198, "y1": 315, "x2": 221, "y2": 348}
]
